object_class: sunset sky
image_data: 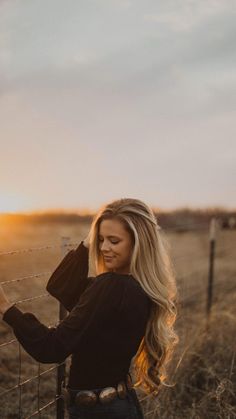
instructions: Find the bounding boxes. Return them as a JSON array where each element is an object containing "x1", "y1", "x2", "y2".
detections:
[{"x1": 1, "y1": 0, "x2": 236, "y2": 213}]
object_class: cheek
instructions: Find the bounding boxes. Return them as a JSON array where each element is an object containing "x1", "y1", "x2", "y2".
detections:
[
  {"x1": 119, "y1": 243, "x2": 133, "y2": 259},
  {"x1": 114, "y1": 244, "x2": 125, "y2": 257}
]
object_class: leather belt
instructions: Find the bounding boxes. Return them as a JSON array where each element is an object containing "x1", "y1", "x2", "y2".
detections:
[{"x1": 61, "y1": 374, "x2": 133, "y2": 407}]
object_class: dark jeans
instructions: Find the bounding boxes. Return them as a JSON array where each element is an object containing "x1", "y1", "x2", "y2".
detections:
[{"x1": 67, "y1": 387, "x2": 144, "y2": 419}]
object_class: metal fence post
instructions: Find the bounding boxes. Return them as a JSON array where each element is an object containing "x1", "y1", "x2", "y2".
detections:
[
  {"x1": 206, "y1": 218, "x2": 217, "y2": 319},
  {"x1": 56, "y1": 236, "x2": 70, "y2": 419}
]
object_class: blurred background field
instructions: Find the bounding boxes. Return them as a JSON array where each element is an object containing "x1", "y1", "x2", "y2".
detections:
[{"x1": 0, "y1": 213, "x2": 235, "y2": 418}]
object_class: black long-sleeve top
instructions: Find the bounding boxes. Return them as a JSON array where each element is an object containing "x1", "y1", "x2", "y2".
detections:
[{"x1": 3, "y1": 241, "x2": 151, "y2": 390}]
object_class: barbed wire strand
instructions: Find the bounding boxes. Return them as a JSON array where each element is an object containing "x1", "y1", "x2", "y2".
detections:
[
  {"x1": 0, "y1": 244, "x2": 60, "y2": 257},
  {"x1": 0, "y1": 364, "x2": 63, "y2": 398},
  {"x1": 0, "y1": 241, "x2": 233, "y2": 288},
  {"x1": 0, "y1": 217, "x2": 234, "y2": 258},
  {"x1": 0, "y1": 272, "x2": 52, "y2": 286},
  {"x1": 0, "y1": 242, "x2": 77, "y2": 257},
  {"x1": 24, "y1": 396, "x2": 60, "y2": 419},
  {"x1": 0, "y1": 221, "x2": 216, "y2": 257},
  {"x1": 0, "y1": 337, "x2": 18, "y2": 348},
  {"x1": 15, "y1": 293, "x2": 50, "y2": 304}
]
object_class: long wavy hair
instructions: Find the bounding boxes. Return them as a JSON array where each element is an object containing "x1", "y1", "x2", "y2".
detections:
[{"x1": 88, "y1": 198, "x2": 179, "y2": 396}]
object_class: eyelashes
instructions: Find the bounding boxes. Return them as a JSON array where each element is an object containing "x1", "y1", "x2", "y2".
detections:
[{"x1": 98, "y1": 239, "x2": 119, "y2": 245}]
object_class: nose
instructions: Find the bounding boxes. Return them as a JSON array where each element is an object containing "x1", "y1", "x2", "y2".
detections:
[{"x1": 100, "y1": 240, "x2": 111, "y2": 253}]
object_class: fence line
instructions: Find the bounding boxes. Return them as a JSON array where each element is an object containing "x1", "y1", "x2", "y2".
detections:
[
  {"x1": 0, "y1": 222, "x2": 209, "y2": 257},
  {"x1": 14, "y1": 293, "x2": 50, "y2": 305},
  {"x1": 25, "y1": 397, "x2": 60, "y2": 419},
  {"x1": 0, "y1": 221, "x2": 234, "y2": 418},
  {"x1": 0, "y1": 337, "x2": 17, "y2": 348},
  {"x1": 0, "y1": 242, "x2": 74, "y2": 257},
  {"x1": 1, "y1": 272, "x2": 52, "y2": 286},
  {"x1": 0, "y1": 364, "x2": 63, "y2": 398},
  {"x1": 0, "y1": 245, "x2": 59, "y2": 257}
]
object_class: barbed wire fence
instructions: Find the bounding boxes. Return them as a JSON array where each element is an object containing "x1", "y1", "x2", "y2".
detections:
[
  {"x1": 0, "y1": 238, "x2": 74, "y2": 418},
  {"x1": 0, "y1": 218, "x2": 234, "y2": 418}
]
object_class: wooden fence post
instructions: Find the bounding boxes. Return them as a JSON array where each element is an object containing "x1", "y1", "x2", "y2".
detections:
[
  {"x1": 56, "y1": 236, "x2": 70, "y2": 419},
  {"x1": 206, "y1": 218, "x2": 217, "y2": 319}
]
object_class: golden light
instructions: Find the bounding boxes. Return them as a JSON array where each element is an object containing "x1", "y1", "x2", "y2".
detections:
[{"x1": 0, "y1": 193, "x2": 28, "y2": 214}]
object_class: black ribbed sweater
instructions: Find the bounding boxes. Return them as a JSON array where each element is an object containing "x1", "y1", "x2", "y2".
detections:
[{"x1": 3, "y1": 241, "x2": 151, "y2": 389}]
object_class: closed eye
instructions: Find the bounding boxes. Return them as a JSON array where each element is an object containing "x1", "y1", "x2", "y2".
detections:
[{"x1": 98, "y1": 238, "x2": 119, "y2": 244}]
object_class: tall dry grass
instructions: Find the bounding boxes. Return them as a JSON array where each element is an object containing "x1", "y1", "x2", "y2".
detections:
[{"x1": 137, "y1": 277, "x2": 236, "y2": 418}]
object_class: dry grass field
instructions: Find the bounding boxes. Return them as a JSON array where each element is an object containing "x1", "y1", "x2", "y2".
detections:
[{"x1": 0, "y1": 219, "x2": 235, "y2": 418}]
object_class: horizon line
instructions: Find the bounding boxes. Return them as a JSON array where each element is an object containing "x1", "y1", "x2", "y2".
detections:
[{"x1": 0, "y1": 204, "x2": 236, "y2": 217}]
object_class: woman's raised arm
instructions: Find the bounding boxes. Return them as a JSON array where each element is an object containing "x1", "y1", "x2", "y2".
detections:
[{"x1": 46, "y1": 240, "x2": 93, "y2": 312}]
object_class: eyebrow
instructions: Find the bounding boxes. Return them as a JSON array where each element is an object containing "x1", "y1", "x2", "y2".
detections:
[{"x1": 98, "y1": 235, "x2": 121, "y2": 239}]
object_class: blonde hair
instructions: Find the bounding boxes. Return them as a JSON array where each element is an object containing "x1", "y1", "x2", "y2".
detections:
[{"x1": 89, "y1": 198, "x2": 178, "y2": 396}]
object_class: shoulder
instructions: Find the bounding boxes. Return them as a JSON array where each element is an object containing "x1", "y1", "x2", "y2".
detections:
[
  {"x1": 92, "y1": 272, "x2": 144, "y2": 293},
  {"x1": 118, "y1": 275, "x2": 152, "y2": 313},
  {"x1": 80, "y1": 272, "x2": 128, "y2": 298},
  {"x1": 109, "y1": 273, "x2": 150, "y2": 304},
  {"x1": 83, "y1": 272, "x2": 134, "y2": 304},
  {"x1": 86, "y1": 272, "x2": 150, "y2": 304},
  {"x1": 75, "y1": 272, "x2": 151, "y2": 315},
  {"x1": 70, "y1": 272, "x2": 128, "y2": 312},
  {"x1": 93, "y1": 272, "x2": 146, "y2": 293}
]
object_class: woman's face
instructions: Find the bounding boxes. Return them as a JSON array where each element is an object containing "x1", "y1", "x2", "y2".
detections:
[{"x1": 98, "y1": 218, "x2": 133, "y2": 274}]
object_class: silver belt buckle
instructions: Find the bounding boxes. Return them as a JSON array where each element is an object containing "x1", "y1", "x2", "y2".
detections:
[
  {"x1": 75, "y1": 390, "x2": 98, "y2": 407},
  {"x1": 99, "y1": 387, "x2": 117, "y2": 404},
  {"x1": 117, "y1": 381, "x2": 127, "y2": 399}
]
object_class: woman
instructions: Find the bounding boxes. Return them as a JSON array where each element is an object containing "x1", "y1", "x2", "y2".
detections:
[{"x1": 0, "y1": 198, "x2": 178, "y2": 419}]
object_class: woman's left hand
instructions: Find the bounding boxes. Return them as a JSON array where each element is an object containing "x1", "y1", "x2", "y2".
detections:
[{"x1": 0, "y1": 283, "x2": 13, "y2": 316}]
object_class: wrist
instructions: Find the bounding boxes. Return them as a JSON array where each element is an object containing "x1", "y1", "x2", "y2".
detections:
[{"x1": 0, "y1": 302, "x2": 15, "y2": 316}]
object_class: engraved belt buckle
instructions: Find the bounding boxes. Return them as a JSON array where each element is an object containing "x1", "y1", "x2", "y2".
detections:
[
  {"x1": 75, "y1": 390, "x2": 98, "y2": 407},
  {"x1": 117, "y1": 381, "x2": 127, "y2": 399},
  {"x1": 99, "y1": 387, "x2": 117, "y2": 404}
]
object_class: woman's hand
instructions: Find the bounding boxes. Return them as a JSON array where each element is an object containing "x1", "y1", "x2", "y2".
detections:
[
  {"x1": 83, "y1": 228, "x2": 92, "y2": 248},
  {"x1": 83, "y1": 235, "x2": 90, "y2": 248},
  {"x1": 0, "y1": 283, "x2": 14, "y2": 316}
]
